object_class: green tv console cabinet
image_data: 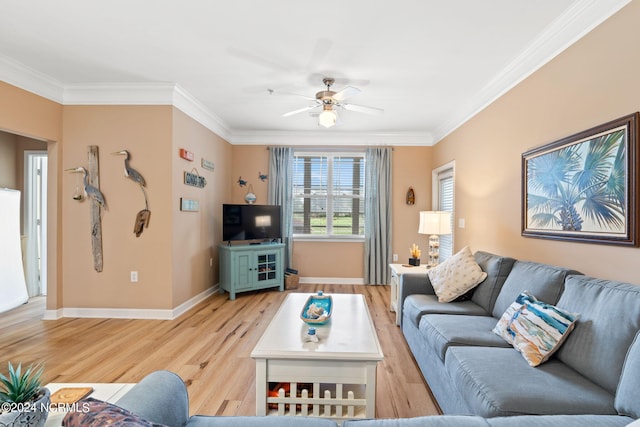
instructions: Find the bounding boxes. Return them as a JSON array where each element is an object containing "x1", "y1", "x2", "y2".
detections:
[{"x1": 218, "y1": 243, "x2": 285, "y2": 300}]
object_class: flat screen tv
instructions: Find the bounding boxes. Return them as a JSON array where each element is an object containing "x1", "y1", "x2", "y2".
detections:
[{"x1": 222, "y1": 204, "x2": 282, "y2": 243}]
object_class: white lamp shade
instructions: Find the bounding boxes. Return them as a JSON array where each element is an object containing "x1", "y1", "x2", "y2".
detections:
[
  {"x1": 318, "y1": 109, "x2": 337, "y2": 128},
  {"x1": 418, "y1": 211, "x2": 452, "y2": 235}
]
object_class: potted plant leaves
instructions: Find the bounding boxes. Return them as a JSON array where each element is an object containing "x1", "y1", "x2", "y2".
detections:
[{"x1": 0, "y1": 362, "x2": 50, "y2": 427}]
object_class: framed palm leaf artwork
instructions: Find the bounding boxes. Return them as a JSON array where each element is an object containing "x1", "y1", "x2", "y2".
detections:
[{"x1": 522, "y1": 113, "x2": 639, "y2": 246}]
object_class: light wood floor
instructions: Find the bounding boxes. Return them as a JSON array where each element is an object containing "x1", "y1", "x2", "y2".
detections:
[{"x1": 0, "y1": 284, "x2": 440, "y2": 418}]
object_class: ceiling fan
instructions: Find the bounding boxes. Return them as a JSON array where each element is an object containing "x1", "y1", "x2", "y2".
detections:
[{"x1": 280, "y1": 77, "x2": 383, "y2": 128}]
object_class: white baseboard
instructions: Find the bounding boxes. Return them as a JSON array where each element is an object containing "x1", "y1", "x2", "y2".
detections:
[
  {"x1": 42, "y1": 308, "x2": 63, "y2": 320},
  {"x1": 43, "y1": 285, "x2": 218, "y2": 320},
  {"x1": 299, "y1": 277, "x2": 366, "y2": 285}
]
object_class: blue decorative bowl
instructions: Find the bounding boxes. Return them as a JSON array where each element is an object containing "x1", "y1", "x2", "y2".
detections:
[{"x1": 300, "y1": 292, "x2": 333, "y2": 325}]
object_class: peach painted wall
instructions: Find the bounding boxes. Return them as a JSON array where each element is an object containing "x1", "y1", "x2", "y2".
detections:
[
  {"x1": 229, "y1": 145, "x2": 432, "y2": 280},
  {"x1": 62, "y1": 105, "x2": 174, "y2": 309},
  {"x1": 171, "y1": 108, "x2": 232, "y2": 307},
  {"x1": 432, "y1": 1, "x2": 640, "y2": 284},
  {"x1": 392, "y1": 146, "x2": 433, "y2": 265},
  {"x1": 0, "y1": 132, "x2": 17, "y2": 188},
  {"x1": 230, "y1": 145, "x2": 270, "y2": 205},
  {"x1": 0, "y1": 82, "x2": 61, "y2": 142},
  {"x1": 0, "y1": 82, "x2": 62, "y2": 310}
]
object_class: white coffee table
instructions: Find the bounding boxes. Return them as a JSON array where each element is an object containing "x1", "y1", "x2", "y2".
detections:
[
  {"x1": 251, "y1": 293, "x2": 384, "y2": 422},
  {"x1": 44, "y1": 382, "x2": 135, "y2": 427}
]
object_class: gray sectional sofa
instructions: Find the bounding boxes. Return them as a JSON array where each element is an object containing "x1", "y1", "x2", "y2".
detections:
[
  {"x1": 111, "y1": 369, "x2": 639, "y2": 427},
  {"x1": 64, "y1": 252, "x2": 640, "y2": 426},
  {"x1": 398, "y1": 251, "x2": 640, "y2": 424},
  {"x1": 109, "y1": 364, "x2": 639, "y2": 427}
]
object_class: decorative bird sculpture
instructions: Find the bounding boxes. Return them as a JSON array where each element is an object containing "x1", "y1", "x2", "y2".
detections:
[
  {"x1": 238, "y1": 177, "x2": 247, "y2": 187},
  {"x1": 65, "y1": 167, "x2": 107, "y2": 210},
  {"x1": 258, "y1": 172, "x2": 268, "y2": 182},
  {"x1": 112, "y1": 149, "x2": 150, "y2": 237},
  {"x1": 112, "y1": 150, "x2": 146, "y2": 187}
]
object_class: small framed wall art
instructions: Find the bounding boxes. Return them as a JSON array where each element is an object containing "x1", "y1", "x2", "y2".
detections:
[{"x1": 180, "y1": 198, "x2": 200, "y2": 212}]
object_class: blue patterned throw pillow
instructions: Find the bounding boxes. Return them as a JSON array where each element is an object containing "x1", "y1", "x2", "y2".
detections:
[
  {"x1": 493, "y1": 291, "x2": 538, "y2": 344},
  {"x1": 508, "y1": 298, "x2": 579, "y2": 367}
]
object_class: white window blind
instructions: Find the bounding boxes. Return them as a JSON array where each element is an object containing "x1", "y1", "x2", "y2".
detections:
[
  {"x1": 292, "y1": 152, "x2": 365, "y2": 237},
  {"x1": 434, "y1": 166, "x2": 454, "y2": 261}
]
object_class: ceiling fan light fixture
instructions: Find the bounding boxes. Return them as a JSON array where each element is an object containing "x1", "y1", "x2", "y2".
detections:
[{"x1": 318, "y1": 108, "x2": 337, "y2": 128}]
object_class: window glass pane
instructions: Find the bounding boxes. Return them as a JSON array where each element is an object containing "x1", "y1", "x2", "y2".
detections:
[
  {"x1": 332, "y1": 197, "x2": 365, "y2": 235},
  {"x1": 293, "y1": 156, "x2": 327, "y2": 195},
  {"x1": 333, "y1": 156, "x2": 364, "y2": 196},
  {"x1": 293, "y1": 196, "x2": 327, "y2": 234},
  {"x1": 293, "y1": 152, "x2": 365, "y2": 237}
]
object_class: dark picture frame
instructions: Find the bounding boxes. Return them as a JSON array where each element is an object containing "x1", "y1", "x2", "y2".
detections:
[{"x1": 522, "y1": 113, "x2": 639, "y2": 246}]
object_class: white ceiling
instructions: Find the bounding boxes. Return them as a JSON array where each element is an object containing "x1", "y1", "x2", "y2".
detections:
[{"x1": 0, "y1": 1, "x2": 630, "y2": 145}]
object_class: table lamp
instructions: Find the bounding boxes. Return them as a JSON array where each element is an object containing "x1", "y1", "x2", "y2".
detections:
[{"x1": 418, "y1": 211, "x2": 452, "y2": 267}]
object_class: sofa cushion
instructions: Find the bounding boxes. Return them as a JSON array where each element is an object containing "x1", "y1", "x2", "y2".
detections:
[
  {"x1": 419, "y1": 314, "x2": 510, "y2": 361},
  {"x1": 342, "y1": 415, "x2": 490, "y2": 426},
  {"x1": 428, "y1": 246, "x2": 487, "y2": 303},
  {"x1": 487, "y1": 415, "x2": 633, "y2": 427},
  {"x1": 471, "y1": 252, "x2": 516, "y2": 314},
  {"x1": 444, "y1": 346, "x2": 616, "y2": 417},
  {"x1": 187, "y1": 416, "x2": 339, "y2": 426},
  {"x1": 491, "y1": 261, "x2": 579, "y2": 318},
  {"x1": 403, "y1": 294, "x2": 489, "y2": 328},
  {"x1": 555, "y1": 276, "x2": 640, "y2": 394},
  {"x1": 507, "y1": 297, "x2": 578, "y2": 367},
  {"x1": 63, "y1": 397, "x2": 169, "y2": 427},
  {"x1": 616, "y1": 330, "x2": 640, "y2": 418}
]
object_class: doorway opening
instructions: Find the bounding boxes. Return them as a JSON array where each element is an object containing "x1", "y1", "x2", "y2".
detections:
[{"x1": 24, "y1": 151, "x2": 47, "y2": 296}]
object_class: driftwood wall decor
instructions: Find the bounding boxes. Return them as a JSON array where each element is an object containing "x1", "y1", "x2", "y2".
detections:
[{"x1": 88, "y1": 145, "x2": 104, "y2": 272}]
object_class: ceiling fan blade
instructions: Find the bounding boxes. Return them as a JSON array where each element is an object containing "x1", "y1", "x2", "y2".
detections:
[
  {"x1": 282, "y1": 105, "x2": 320, "y2": 117},
  {"x1": 268, "y1": 89, "x2": 316, "y2": 101},
  {"x1": 342, "y1": 103, "x2": 384, "y2": 115},
  {"x1": 306, "y1": 38, "x2": 333, "y2": 71},
  {"x1": 332, "y1": 86, "x2": 361, "y2": 101}
]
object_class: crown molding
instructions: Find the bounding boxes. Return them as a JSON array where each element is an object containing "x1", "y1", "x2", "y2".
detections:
[
  {"x1": 0, "y1": 53, "x2": 64, "y2": 102},
  {"x1": 0, "y1": 0, "x2": 630, "y2": 147},
  {"x1": 431, "y1": 0, "x2": 632, "y2": 143},
  {"x1": 228, "y1": 130, "x2": 434, "y2": 146},
  {"x1": 63, "y1": 82, "x2": 176, "y2": 104},
  {"x1": 171, "y1": 85, "x2": 232, "y2": 142}
]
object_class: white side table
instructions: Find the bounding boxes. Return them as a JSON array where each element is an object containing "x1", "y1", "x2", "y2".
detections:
[
  {"x1": 389, "y1": 263, "x2": 429, "y2": 326},
  {"x1": 44, "y1": 383, "x2": 135, "y2": 427}
]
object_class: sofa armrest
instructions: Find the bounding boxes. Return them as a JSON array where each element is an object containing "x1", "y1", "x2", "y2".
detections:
[
  {"x1": 396, "y1": 271, "x2": 434, "y2": 327},
  {"x1": 400, "y1": 272, "x2": 434, "y2": 300},
  {"x1": 115, "y1": 370, "x2": 189, "y2": 427}
]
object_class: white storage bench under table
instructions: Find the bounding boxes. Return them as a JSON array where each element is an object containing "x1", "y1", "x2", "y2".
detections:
[{"x1": 251, "y1": 293, "x2": 384, "y2": 422}]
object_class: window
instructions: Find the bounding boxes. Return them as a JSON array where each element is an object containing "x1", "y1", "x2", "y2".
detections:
[
  {"x1": 433, "y1": 162, "x2": 455, "y2": 261},
  {"x1": 292, "y1": 152, "x2": 365, "y2": 238}
]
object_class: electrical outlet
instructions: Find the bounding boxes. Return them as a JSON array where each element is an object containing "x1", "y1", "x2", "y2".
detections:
[
  {"x1": 130, "y1": 271, "x2": 138, "y2": 282},
  {"x1": 393, "y1": 253, "x2": 398, "y2": 262}
]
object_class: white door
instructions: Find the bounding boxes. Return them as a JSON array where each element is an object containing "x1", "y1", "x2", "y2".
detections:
[{"x1": 24, "y1": 151, "x2": 47, "y2": 296}]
